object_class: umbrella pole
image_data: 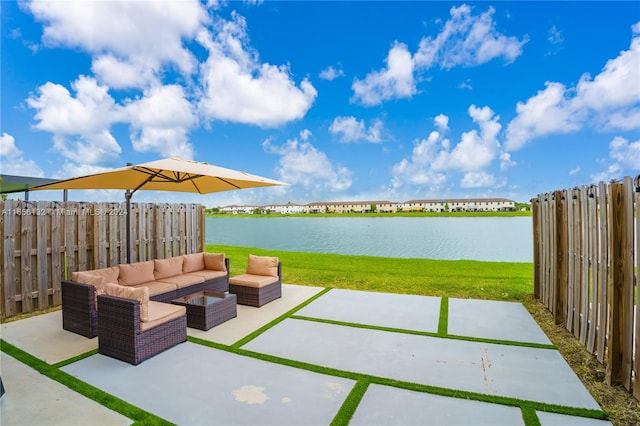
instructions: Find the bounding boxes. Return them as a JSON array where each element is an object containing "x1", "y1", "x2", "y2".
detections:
[{"x1": 125, "y1": 190, "x2": 132, "y2": 263}]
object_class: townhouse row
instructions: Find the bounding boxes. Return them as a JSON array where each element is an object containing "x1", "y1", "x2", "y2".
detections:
[{"x1": 216, "y1": 198, "x2": 516, "y2": 214}]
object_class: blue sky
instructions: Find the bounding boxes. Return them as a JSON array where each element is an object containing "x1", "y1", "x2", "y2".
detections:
[{"x1": 1, "y1": 1, "x2": 639, "y2": 207}]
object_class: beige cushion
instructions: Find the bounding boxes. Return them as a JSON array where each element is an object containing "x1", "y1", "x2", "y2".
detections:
[
  {"x1": 141, "y1": 301, "x2": 186, "y2": 332},
  {"x1": 104, "y1": 282, "x2": 150, "y2": 322},
  {"x1": 91, "y1": 266, "x2": 120, "y2": 284},
  {"x1": 204, "y1": 252, "x2": 226, "y2": 272},
  {"x1": 157, "y1": 274, "x2": 204, "y2": 289},
  {"x1": 184, "y1": 270, "x2": 227, "y2": 281},
  {"x1": 118, "y1": 261, "x2": 155, "y2": 286},
  {"x1": 246, "y1": 254, "x2": 279, "y2": 277},
  {"x1": 154, "y1": 257, "x2": 183, "y2": 280},
  {"x1": 132, "y1": 281, "x2": 176, "y2": 297},
  {"x1": 183, "y1": 253, "x2": 205, "y2": 273},
  {"x1": 70, "y1": 273, "x2": 105, "y2": 307},
  {"x1": 229, "y1": 274, "x2": 279, "y2": 288}
]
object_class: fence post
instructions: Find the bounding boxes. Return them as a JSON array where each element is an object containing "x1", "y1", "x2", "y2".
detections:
[{"x1": 606, "y1": 178, "x2": 634, "y2": 390}]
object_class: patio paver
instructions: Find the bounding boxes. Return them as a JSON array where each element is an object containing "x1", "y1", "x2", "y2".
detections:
[{"x1": 61, "y1": 342, "x2": 354, "y2": 425}]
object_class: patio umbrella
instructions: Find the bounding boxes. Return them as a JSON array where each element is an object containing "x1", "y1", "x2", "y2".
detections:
[{"x1": 31, "y1": 157, "x2": 288, "y2": 261}]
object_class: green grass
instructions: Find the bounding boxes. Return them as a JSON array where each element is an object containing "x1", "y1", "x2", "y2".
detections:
[{"x1": 207, "y1": 244, "x2": 533, "y2": 302}]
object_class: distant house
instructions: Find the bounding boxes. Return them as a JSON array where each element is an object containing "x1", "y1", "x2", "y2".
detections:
[
  {"x1": 263, "y1": 202, "x2": 305, "y2": 214},
  {"x1": 220, "y1": 205, "x2": 258, "y2": 214},
  {"x1": 402, "y1": 198, "x2": 515, "y2": 212}
]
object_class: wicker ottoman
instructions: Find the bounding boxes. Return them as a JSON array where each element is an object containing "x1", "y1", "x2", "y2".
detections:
[{"x1": 228, "y1": 275, "x2": 281, "y2": 307}]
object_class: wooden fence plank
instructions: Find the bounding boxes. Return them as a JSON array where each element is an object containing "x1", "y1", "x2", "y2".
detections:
[
  {"x1": 50, "y1": 202, "x2": 63, "y2": 304},
  {"x1": 579, "y1": 186, "x2": 589, "y2": 345},
  {"x1": 634, "y1": 181, "x2": 640, "y2": 400},
  {"x1": 2, "y1": 200, "x2": 17, "y2": 317},
  {"x1": 597, "y1": 181, "x2": 609, "y2": 363},
  {"x1": 20, "y1": 202, "x2": 34, "y2": 313},
  {"x1": 36, "y1": 201, "x2": 49, "y2": 309},
  {"x1": 586, "y1": 185, "x2": 598, "y2": 353},
  {"x1": 555, "y1": 190, "x2": 568, "y2": 325},
  {"x1": 532, "y1": 198, "x2": 541, "y2": 299}
]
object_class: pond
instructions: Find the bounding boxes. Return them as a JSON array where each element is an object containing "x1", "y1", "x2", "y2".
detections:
[{"x1": 205, "y1": 216, "x2": 533, "y2": 262}]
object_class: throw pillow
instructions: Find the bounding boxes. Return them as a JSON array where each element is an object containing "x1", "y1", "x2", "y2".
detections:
[
  {"x1": 246, "y1": 254, "x2": 279, "y2": 277},
  {"x1": 204, "y1": 252, "x2": 226, "y2": 272}
]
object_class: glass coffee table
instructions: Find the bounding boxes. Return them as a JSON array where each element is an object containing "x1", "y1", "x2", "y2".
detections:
[{"x1": 171, "y1": 291, "x2": 237, "y2": 331}]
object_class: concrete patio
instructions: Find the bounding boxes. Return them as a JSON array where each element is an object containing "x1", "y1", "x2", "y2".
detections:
[{"x1": 0, "y1": 284, "x2": 612, "y2": 425}]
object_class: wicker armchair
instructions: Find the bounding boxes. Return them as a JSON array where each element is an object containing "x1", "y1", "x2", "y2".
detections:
[
  {"x1": 229, "y1": 256, "x2": 282, "y2": 307},
  {"x1": 97, "y1": 293, "x2": 187, "y2": 365}
]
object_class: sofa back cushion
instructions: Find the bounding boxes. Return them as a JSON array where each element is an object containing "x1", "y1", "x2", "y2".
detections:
[
  {"x1": 154, "y1": 256, "x2": 184, "y2": 280},
  {"x1": 183, "y1": 253, "x2": 205, "y2": 273},
  {"x1": 204, "y1": 252, "x2": 227, "y2": 272},
  {"x1": 104, "y1": 282, "x2": 150, "y2": 322},
  {"x1": 92, "y1": 266, "x2": 120, "y2": 284},
  {"x1": 118, "y1": 261, "x2": 155, "y2": 286},
  {"x1": 246, "y1": 254, "x2": 279, "y2": 277}
]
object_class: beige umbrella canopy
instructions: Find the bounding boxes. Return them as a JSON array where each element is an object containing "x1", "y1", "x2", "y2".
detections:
[
  {"x1": 30, "y1": 157, "x2": 287, "y2": 193},
  {"x1": 31, "y1": 157, "x2": 288, "y2": 261}
]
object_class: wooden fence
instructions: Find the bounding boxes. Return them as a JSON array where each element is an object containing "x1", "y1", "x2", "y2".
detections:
[
  {"x1": 0, "y1": 199, "x2": 205, "y2": 319},
  {"x1": 532, "y1": 175, "x2": 639, "y2": 400}
]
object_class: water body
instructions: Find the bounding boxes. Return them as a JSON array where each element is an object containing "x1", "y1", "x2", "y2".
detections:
[{"x1": 205, "y1": 216, "x2": 533, "y2": 263}]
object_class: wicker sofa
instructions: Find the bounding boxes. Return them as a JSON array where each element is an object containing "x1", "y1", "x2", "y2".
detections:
[{"x1": 62, "y1": 252, "x2": 229, "y2": 338}]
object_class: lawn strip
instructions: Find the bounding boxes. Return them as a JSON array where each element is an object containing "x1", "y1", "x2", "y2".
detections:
[
  {"x1": 438, "y1": 296, "x2": 448, "y2": 336},
  {"x1": 54, "y1": 349, "x2": 99, "y2": 368},
  {"x1": 521, "y1": 406, "x2": 542, "y2": 426},
  {"x1": 0, "y1": 339, "x2": 172, "y2": 425},
  {"x1": 189, "y1": 337, "x2": 607, "y2": 420},
  {"x1": 230, "y1": 287, "x2": 331, "y2": 348},
  {"x1": 291, "y1": 315, "x2": 557, "y2": 350},
  {"x1": 330, "y1": 379, "x2": 371, "y2": 426}
]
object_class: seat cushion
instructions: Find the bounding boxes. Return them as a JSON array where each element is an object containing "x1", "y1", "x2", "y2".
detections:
[
  {"x1": 183, "y1": 253, "x2": 205, "y2": 273},
  {"x1": 118, "y1": 261, "x2": 155, "y2": 286},
  {"x1": 142, "y1": 301, "x2": 186, "y2": 332},
  {"x1": 156, "y1": 274, "x2": 205, "y2": 289},
  {"x1": 184, "y1": 270, "x2": 227, "y2": 281},
  {"x1": 204, "y1": 252, "x2": 227, "y2": 272},
  {"x1": 154, "y1": 256, "x2": 184, "y2": 280},
  {"x1": 229, "y1": 274, "x2": 279, "y2": 288},
  {"x1": 104, "y1": 282, "x2": 150, "y2": 322},
  {"x1": 132, "y1": 281, "x2": 176, "y2": 297},
  {"x1": 246, "y1": 254, "x2": 279, "y2": 277}
]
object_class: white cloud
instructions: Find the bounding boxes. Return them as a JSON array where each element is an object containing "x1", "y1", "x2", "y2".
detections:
[
  {"x1": 352, "y1": 5, "x2": 526, "y2": 106},
  {"x1": 319, "y1": 65, "x2": 344, "y2": 80},
  {"x1": 391, "y1": 107, "x2": 505, "y2": 191},
  {"x1": 569, "y1": 166, "x2": 581, "y2": 176},
  {"x1": 414, "y1": 4, "x2": 527, "y2": 70},
  {"x1": 449, "y1": 105, "x2": 501, "y2": 171},
  {"x1": 500, "y1": 152, "x2": 516, "y2": 172},
  {"x1": 329, "y1": 116, "x2": 384, "y2": 143},
  {"x1": 124, "y1": 85, "x2": 197, "y2": 158},
  {"x1": 27, "y1": 0, "x2": 206, "y2": 89},
  {"x1": 506, "y1": 23, "x2": 640, "y2": 151},
  {"x1": 263, "y1": 130, "x2": 352, "y2": 192},
  {"x1": 461, "y1": 171, "x2": 496, "y2": 188},
  {"x1": 591, "y1": 136, "x2": 640, "y2": 183},
  {"x1": 351, "y1": 42, "x2": 416, "y2": 106},
  {"x1": 26, "y1": 76, "x2": 123, "y2": 166},
  {"x1": 0, "y1": 133, "x2": 45, "y2": 176},
  {"x1": 197, "y1": 12, "x2": 317, "y2": 127}
]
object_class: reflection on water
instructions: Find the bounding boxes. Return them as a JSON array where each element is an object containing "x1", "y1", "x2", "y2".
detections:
[{"x1": 205, "y1": 216, "x2": 533, "y2": 262}]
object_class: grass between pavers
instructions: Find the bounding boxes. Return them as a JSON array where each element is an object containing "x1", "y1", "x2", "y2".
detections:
[
  {"x1": 1, "y1": 287, "x2": 606, "y2": 426},
  {"x1": 0, "y1": 340, "x2": 173, "y2": 426}
]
